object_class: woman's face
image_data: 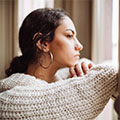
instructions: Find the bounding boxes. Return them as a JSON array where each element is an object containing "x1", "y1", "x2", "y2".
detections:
[{"x1": 49, "y1": 16, "x2": 83, "y2": 68}]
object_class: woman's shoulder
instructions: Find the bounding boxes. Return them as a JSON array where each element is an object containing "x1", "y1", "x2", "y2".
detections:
[{"x1": 0, "y1": 73, "x2": 47, "y2": 93}]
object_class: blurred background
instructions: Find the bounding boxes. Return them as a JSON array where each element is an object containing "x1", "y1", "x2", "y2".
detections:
[{"x1": 0, "y1": 0, "x2": 119, "y2": 119}]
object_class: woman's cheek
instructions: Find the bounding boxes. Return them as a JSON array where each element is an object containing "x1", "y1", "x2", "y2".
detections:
[{"x1": 65, "y1": 54, "x2": 77, "y2": 67}]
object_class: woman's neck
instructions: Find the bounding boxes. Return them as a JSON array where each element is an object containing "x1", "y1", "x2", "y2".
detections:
[{"x1": 26, "y1": 62, "x2": 60, "y2": 83}]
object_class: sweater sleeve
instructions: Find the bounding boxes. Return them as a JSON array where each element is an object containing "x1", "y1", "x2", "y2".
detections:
[{"x1": 0, "y1": 64, "x2": 118, "y2": 120}]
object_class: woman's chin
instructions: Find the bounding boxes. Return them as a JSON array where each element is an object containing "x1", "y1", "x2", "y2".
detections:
[
  {"x1": 67, "y1": 61, "x2": 79, "y2": 67},
  {"x1": 73, "y1": 59, "x2": 79, "y2": 65},
  {"x1": 59, "y1": 59, "x2": 80, "y2": 68}
]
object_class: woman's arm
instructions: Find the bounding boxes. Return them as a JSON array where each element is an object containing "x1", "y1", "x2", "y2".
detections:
[{"x1": 0, "y1": 64, "x2": 118, "y2": 120}]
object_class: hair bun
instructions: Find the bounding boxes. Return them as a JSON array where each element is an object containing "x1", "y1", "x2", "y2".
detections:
[{"x1": 5, "y1": 55, "x2": 28, "y2": 77}]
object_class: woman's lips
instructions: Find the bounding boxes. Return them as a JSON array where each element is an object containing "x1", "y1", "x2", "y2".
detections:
[
  {"x1": 74, "y1": 54, "x2": 80, "y2": 59},
  {"x1": 74, "y1": 54, "x2": 80, "y2": 57}
]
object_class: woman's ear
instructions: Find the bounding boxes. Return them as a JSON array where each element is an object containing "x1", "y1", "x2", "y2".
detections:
[{"x1": 36, "y1": 40, "x2": 50, "y2": 52}]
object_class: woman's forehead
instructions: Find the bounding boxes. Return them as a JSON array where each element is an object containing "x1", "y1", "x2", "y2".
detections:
[{"x1": 57, "y1": 17, "x2": 76, "y2": 33}]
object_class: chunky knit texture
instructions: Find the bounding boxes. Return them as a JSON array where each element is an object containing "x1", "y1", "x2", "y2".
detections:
[{"x1": 0, "y1": 64, "x2": 118, "y2": 120}]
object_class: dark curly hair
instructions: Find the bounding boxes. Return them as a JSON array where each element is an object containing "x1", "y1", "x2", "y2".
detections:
[{"x1": 5, "y1": 8, "x2": 68, "y2": 76}]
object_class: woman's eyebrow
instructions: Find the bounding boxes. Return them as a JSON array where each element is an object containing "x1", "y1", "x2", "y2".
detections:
[
  {"x1": 65, "y1": 29, "x2": 75, "y2": 34},
  {"x1": 65, "y1": 29, "x2": 77, "y2": 36}
]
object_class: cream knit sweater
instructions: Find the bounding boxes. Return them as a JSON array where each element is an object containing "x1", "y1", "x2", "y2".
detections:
[{"x1": 0, "y1": 64, "x2": 118, "y2": 120}]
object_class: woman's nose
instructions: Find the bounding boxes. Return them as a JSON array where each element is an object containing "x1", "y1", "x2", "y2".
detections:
[{"x1": 75, "y1": 39, "x2": 83, "y2": 51}]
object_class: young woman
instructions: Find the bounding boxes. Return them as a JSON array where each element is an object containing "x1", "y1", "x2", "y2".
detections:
[{"x1": 0, "y1": 8, "x2": 118, "y2": 120}]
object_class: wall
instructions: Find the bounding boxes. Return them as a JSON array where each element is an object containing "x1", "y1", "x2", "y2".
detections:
[{"x1": 54, "y1": 0, "x2": 92, "y2": 59}]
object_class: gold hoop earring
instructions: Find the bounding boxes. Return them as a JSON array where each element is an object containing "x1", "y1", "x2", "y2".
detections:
[{"x1": 40, "y1": 51, "x2": 53, "y2": 69}]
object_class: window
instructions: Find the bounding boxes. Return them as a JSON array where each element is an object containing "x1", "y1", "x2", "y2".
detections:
[
  {"x1": 112, "y1": 0, "x2": 119, "y2": 68},
  {"x1": 92, "y1": 0, "x2": 119, "y2": 119}
]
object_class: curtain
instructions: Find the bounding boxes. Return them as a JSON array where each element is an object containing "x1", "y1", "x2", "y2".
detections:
[
  {"x1": 92, "y1": 0, "x2": 112, "y2": 64},
  {"x1": 118, "y1": 0, "x2": 120, "y2": 93},
  {"x1": 92, "y1": 0, "x2": 118, "y2": 119},
  {"x1": 0, "y1": 0, "x2": 18, "y2": 79}
]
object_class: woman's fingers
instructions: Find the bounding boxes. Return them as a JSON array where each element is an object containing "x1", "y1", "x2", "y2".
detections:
[
  {"x1": 69, "y1": 67, "x2": 76, "y2": 77},
  {"x1": 69, "y1": 64, "x2": 83, "y2": 77},
  {"x1": 81, "y1": 62, "x2": 89, "y2": 75},
  {"x1": 69, "y1": 61, "x2": 94, "y2": 78},
  {"x1": 88, "y1": 63, "x2": 93, "y2": 69},
  {"x1": 74, "y1": 64, "x2": 83, "y2": 77}
]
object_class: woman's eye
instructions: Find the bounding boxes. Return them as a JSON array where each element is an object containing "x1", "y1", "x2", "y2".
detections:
[{"x1": 67, "y1": 34, "x2": 73, "y2": 38}]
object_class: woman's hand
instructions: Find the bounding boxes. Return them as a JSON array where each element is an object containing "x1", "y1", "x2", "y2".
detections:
[{"x1": 69, "y1": 61, "x2": 94, "y2": 77}]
